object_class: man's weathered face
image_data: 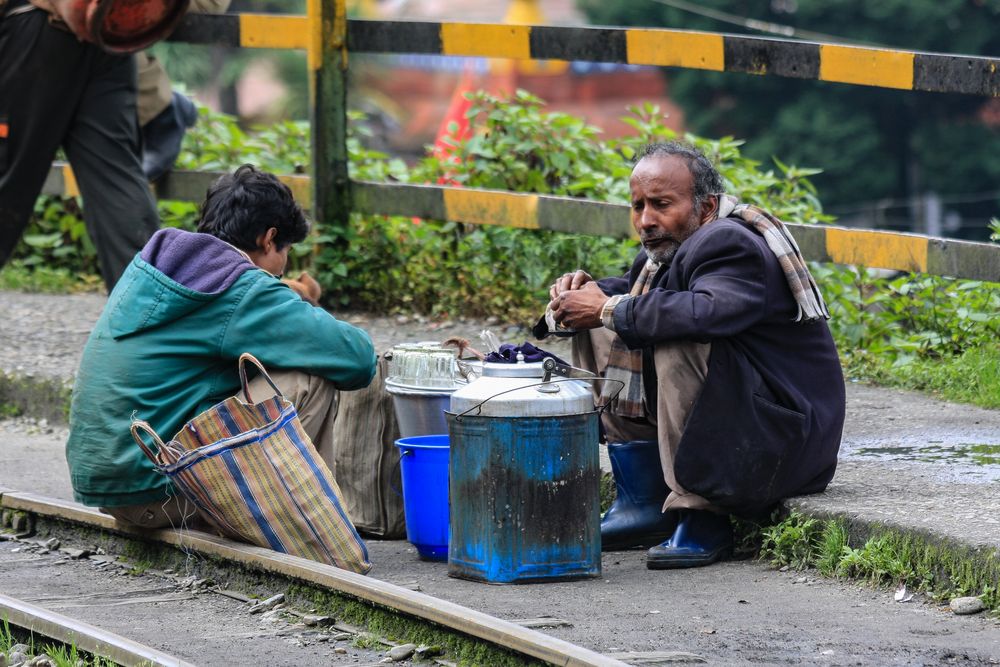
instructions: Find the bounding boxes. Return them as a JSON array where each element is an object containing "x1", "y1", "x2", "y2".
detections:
[{"x1": 629, "y1": 155, "x2": 706, "y2": 265}]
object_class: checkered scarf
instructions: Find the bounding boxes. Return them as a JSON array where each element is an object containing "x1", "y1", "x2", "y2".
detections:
[
  {"x1": 717, "y1": 195, "x2": 829, "y2": 322},
  {"x1": 600, "y1": 197, "x2": 829, "y2": 417},
  {"x1": 600, "y1": 258, "x2": 661, "y2": 418}
]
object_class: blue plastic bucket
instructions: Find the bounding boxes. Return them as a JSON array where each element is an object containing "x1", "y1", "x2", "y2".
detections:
[{"x1": 395, "y1": 434, "x2": 450, "y2": 561}]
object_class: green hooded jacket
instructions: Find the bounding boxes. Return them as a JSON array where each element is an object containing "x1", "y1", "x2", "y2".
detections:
[{"x1": 66, "y1": 229, "x2": 376, "y2": 507}]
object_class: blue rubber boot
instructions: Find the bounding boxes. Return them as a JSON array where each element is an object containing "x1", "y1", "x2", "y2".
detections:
[
  {"x1": 142, "y1": 91, "x2": 198, "y2": 182},
  {"x1": 600, "y1": 440, "x2": 678, "y2": 551},
  {"x1": 646, "y1": 509, "x2": 733, "y2": 569}
]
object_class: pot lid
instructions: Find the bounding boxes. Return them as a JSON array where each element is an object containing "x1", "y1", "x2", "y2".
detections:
[{"x1": 481, "y1": 361, "x2": 546, "y2": 378}]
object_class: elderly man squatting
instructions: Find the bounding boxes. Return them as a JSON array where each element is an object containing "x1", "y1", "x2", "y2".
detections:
[{"x1": 542, "y1": 142, "x2": 846, "y2": 569}]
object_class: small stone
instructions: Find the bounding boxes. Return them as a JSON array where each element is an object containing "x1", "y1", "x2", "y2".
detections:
[
  {"x1": 415, "y1": 645, "x2": 443, "y2": 658},
  {"x1": 331, "y1": 632, "x2": 353, "y2": 641},
  {"x1": 793, "y1": 576, "x2": 807, "y2": 584},
  {"x1": 0, "y1": 653, "x2": 8, "y2": 667},
  {"x1": 249, "y1": 593, "x2": 285, "y2": 614},
  {"x1": 63, "y1": 548, "x2": 90, "y2": 559},
  {"x1": 333, "y1": 647, "x2": 348, "y2": 655},
  {"x1": 380, "y1": 659, "x2": 393, "y2": 664},
  {"x1": 7, "y1": 650, "x2": 29, "y2": 667},
  {"x1": 260, "y1": 608, "x2": 283, "y2": 621},
  {"x1": 302, "y1": 614, "x2": 333, "y2": 627},
  {"x1": 950, "y1": 596, "x2": 986, "y2": 615},
  {"x1": 26, "y1": 656, "x2": 56, "y2": 667},
  {"x1": 395, "y1": 315, "x2": 410, "y2": 325},
  {"x1": 44, "y1": 537, "x2": 60, "y2": 551},
  {"x1": 388, "y1": 644, "x2": 417, "y2": 661},
  {"x1": 778, "y1": 565, "x2": 789, "y2": 572}
]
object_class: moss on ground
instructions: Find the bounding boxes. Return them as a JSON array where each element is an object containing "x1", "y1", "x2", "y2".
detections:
[
  {"x1": 758, "y1": 510, "x2": 1000, "y2": 613},
  {"x1": 288, "y1": 585, "x2": 545, "y2": 666}
]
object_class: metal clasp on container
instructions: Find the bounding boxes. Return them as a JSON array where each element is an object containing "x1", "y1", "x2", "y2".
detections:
[{"x1": 537, "y1": 357, "x2": 596, "y2": 393}]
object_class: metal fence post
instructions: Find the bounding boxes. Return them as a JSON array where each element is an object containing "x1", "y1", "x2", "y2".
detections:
[{"x1": 309, "y1": 0, "x2": 349, "y2": 230}]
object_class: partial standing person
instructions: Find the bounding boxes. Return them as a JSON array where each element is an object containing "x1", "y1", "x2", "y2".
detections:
[
  {"x1": 66, "y1": 165, "x2": 377, "y2": 528},
  {"x1": 539, "y1": 142, "x2": 846, "y2": 569},
  {"x1": 0, "y1": 0, "x2": 160, "y2": 291},
  {"x1": 137, "y1": 0, "x2": 232, "y2": 181}
]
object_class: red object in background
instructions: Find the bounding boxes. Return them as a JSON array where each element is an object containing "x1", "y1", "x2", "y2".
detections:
[
  {"x1": 50, "y1": 0, "x2": 190, "y2": 54},
  {"x1": 432, "y1": 67, "x2": 476, "y2": 171}
]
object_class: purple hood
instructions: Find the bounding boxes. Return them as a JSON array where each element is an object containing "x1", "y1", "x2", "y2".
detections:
[{"x1": 140, "y1": 228, "x2": 256, "y2": 294}]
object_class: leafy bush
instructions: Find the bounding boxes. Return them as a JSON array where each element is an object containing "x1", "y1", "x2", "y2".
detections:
[
  {"x1": 370, "y1": 90, "x2": 831, "y2": 320},
  {"x1": 814, "y1": 261, "x2": 1000, "y2": 406}
]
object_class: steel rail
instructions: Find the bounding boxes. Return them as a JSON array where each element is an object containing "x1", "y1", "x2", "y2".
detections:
[
  {"x1": 0, "y1": 593, "x2": 195, "y2": 667},
  {"x1": 0, "y1": 491, "x2": 629, "y2": 667},
  {"x1": 163, "y1": 14, "x2": 1000, "y2": 97}
]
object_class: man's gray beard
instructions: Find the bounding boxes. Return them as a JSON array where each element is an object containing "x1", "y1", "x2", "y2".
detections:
[{"x1": 645, "y1": 242, "x2": 678, "y2": 265}]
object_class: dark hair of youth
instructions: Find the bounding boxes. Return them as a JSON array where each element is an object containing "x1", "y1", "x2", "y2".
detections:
[
  {"x1": 196, "y1": 164, "x2": 310, "y2": 252},
  {"x1": 637, "y1": 142, "x2": 725, "y2": 213}
]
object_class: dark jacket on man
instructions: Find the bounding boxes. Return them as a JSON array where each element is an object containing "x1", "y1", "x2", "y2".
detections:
[{"x1": 598, "y1": 217, "x2": 846, "y2": 515}]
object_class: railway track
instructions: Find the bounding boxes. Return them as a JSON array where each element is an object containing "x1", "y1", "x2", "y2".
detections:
[
  {"x1": 0, "y1": 489, "x2": 628, "y2": 667},
  {"x1": 0, "y1": 592, "x2": 195, "y2": 667}
]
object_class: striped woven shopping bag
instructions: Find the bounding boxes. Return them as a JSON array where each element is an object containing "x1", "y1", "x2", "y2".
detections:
[{"x1": 131, "y1": 353, "x2": 371, "y2": 574}]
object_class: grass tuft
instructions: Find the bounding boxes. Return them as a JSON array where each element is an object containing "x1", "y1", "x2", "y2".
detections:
[
  {"x1": 0, "y1": 262, "x2": 101, "y2": 294},
  {"x1": 759, "y1": 511, "x2": 1000, "y2": 612}
]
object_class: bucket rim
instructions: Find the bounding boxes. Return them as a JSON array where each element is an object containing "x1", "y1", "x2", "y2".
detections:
[{"x1": 395, "y1": 435, "x2": 450, "y2": 449}]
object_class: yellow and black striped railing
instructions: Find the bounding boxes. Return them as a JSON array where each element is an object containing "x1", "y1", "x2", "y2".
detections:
[
  {"x1": 40, "y1": 165, "x2": 1000, "y2": 282},
  {"x1": 169, "y1": 14, "x2": 1000, "y2": 96}
]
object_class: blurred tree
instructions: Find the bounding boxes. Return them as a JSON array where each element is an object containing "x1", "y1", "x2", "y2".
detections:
[{"x1": 577, "y1": 0, "x2": 1000, "y2": 238}]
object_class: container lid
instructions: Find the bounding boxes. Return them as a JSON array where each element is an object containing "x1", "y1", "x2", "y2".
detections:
[{"x1": 481, "y1": 361, "x2": 546, "y2": 378}]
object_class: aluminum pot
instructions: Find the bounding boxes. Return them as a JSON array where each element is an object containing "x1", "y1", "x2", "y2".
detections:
[{"x1": 448, "y1": 358, "x2": 593, "y2": 417}]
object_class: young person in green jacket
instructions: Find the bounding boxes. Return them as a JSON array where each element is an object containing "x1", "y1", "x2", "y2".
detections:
[{"x1": 66, "y1": 165, "x2": 377, "y2": 528}]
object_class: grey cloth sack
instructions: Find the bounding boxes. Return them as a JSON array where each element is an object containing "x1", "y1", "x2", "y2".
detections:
[{"x1": 329, "y1": 354, "x2": 406, "y2": 539}]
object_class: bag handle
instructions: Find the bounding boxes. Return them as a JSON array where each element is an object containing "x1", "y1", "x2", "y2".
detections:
[
  {"x1": 238, "y1": 352, "x2": 283, "y2": 404},
  {"x1": 131, "y1": 420, "x2": 167, "y2": 465}
]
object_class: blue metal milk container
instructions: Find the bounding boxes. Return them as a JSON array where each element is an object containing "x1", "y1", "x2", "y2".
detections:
[{"x1": 446, "y1": 359, "x2": 601, "y2": 583}]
